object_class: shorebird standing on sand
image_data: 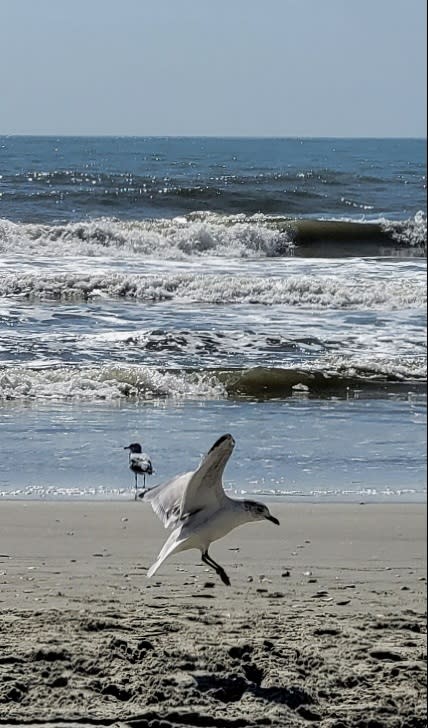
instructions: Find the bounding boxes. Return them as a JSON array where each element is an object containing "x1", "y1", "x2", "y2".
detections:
[
  {"x1": 124, "y1": 443, "x2": 153, "y2": 500},
  {"x1": 140, "y1": 433, "x2": 280, "y2": 585}
]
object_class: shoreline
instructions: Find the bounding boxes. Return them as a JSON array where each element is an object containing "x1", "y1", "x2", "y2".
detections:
[
  {"x1": 0, "y1": 501, "x2": 426, "y2": 726},
  {"x1": 0, "y1": 492, "x2": 427, "y2": 504}
]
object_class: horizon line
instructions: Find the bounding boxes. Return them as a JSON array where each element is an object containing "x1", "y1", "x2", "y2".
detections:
[{"x1": 0, "y1": 133, "x2": 426, "y2": 141}]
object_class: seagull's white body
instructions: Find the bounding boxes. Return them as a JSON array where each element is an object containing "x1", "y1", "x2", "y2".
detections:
[{"x1": 143, "y1": 434, "x2": 279, "y2": 585}]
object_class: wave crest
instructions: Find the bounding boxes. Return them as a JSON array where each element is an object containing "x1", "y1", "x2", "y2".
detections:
[
  {"x1": 0, "y1": 212, "x2": 425, "y2": 260},
  {"x1": 0, "y1": 365, "x2": 226, "y2": 401},
  {"x1": 0, "y1": 363, "x2": 425, "y2": 402},
  {"x1": 380, "y1": 211, "x2": 427, "y2": 248},
  {"x1": 1, "y1": 270, "x2": 425, "y2": 309},
  {"x1": 0, "y1": 215, "x2": 292, "y2": 259}
]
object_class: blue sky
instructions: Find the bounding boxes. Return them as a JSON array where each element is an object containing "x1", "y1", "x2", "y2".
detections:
[{"x1": 0, "y1": 0, "x2": 426, "y2": 136}]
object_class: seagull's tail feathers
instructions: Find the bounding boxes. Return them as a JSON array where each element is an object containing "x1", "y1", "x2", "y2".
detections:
[{"x1": 147, "y1": 530, "x2": 188, "y2": 579}]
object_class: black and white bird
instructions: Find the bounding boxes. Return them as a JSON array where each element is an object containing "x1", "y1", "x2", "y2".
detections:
[
  {"x1": 124, "y1": 443, "x2": 153, "y2": 499},
  {"x1": 140, "y1": 433, "x2": 280, "y2": 586}
]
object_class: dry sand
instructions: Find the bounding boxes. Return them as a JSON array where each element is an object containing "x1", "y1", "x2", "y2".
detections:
[{"x1": 0, "y1": 501, "x2": 426, "y2": 728}]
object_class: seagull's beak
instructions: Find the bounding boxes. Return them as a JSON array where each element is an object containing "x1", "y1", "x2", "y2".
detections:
[
  {"x1": 266, "y1": 514, "x2": 280, "y2": 526},
  {"x1": 123, "y1": 446, "x2": 130, "y2": 450}
]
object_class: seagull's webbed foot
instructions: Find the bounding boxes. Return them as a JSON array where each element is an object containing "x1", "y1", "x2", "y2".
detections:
[{"x1": 202, "y1": 551, "x2": 231, "y2": 587}]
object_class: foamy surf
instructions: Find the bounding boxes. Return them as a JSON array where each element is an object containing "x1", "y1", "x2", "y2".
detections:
[
  {"x1": 0, "y1": 211, "x2": 425, "y2": 259},
  {"x1": 0, "y1": 483, "x2": 423, "y2": 501},
  {"x1": 0, "y1": 215, "x2": 292, "y2": 259},
  {"x1": 0, "y1": 362, "x2": 425, "y2": 402},
  {"x1": 1, "y1": 270, "x2": 425, "y2": 309},
  {"x1": 0, "y1": 365, "x2": 226, "y2": 401}
]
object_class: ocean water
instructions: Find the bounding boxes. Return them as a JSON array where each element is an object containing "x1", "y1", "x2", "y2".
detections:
[{"x1": 0, "y1": 136, "x2": 426, "y2": 501}]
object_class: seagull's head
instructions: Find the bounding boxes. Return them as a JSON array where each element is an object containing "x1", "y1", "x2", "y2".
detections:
[
  {"x1": 243, "y1": 500, "x2": 280, "y2": 526},
  {"x1": 124, "y1": 443, "x2": 142, "y2": 454}
]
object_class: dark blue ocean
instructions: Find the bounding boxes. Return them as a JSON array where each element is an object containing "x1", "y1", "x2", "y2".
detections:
[{"x1": 0, "y1": 137, "x2": 426, "y2": 500}]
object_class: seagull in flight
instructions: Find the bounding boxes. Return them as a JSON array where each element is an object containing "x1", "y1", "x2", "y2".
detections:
[
  {"x1": 124, "y1": 443, "x2": 153, "y2": 500},
  {"x1": 141, "y1": 433, "x2": 279, "y2": 586}
]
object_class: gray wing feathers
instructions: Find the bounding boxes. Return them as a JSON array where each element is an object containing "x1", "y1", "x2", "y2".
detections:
[
  {"x1": 180, "y1": 436, "x2": 233, "y2": 515},
  {"x1": 130, "y1": 453, "x2": 152, "y2": 473},
  {"x1": 144, "y1": 434, "x2": 234, "y2": 529},
  {"x1": 144, "y1": 472, "x2": 193, "y2": 529}
]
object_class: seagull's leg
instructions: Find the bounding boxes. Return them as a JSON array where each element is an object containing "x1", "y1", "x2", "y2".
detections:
[
  {"x1": 134, "y1": 472, "x2": 138, "y2": 501},
  {"x1": 202, "y1": 550, "x2": 231, "y2": 586},
  {"x1": 143, "y1": 473, "x2": 146, "y2": 488}
]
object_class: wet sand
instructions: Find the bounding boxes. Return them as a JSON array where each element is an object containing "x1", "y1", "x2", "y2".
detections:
[{"x1": 0, "y1": 501, "x2": 426, "y2": 727}]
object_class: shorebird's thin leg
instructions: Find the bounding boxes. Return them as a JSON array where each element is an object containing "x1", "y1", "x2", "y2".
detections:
[
  {"x1": 134, "y1": 472, "x2": 138, "y2": 500},
  {"x1": 202, "y1": 550, "x2": 231, "y2": 586},
  {"x1": 143, "y1": 473, "x2": 146, "y2": 488}
]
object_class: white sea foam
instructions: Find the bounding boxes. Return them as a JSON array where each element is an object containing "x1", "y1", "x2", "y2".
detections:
[
  {"x1": 0, "y1": 365, "x2": 226, "y2": 401},
  {"x1": 1, "y1": 270, "x2": 425, "y2": 309},
  {"x1": 0, "y1": 211, "x2": 425, "y2": 260},
  {"x1": 0, "y1": 484, "x2": 424, "y2": 501},
  {"x1": 0, "y1": 215, "x2": 292, "y2": 259},
  {"x1": 0, "y1": 356, "x2": 425, "y2": 403},
  {"x1": 309, "y1": 353, "x2": 427, "y2": 381},
  {"x1": 380, "y1": 210, "x2": 427, "y2": 248}
]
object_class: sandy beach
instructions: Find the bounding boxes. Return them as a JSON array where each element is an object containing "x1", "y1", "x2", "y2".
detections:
[{"x1": 0, "y1": 501, "x2": 426, "y2": 727}]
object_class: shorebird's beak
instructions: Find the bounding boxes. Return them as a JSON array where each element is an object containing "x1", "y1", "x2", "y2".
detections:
[
  {"x1": 123, "y1": 446, "x2": 130, "y2": 450},
  {"x1": 266, "y1": 514, "x2": 280, "y2": 526}
]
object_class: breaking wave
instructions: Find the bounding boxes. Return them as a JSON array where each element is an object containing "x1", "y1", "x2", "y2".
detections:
[
  {"x1": 0, "y1": 365, "x2": 226, "y2": 401},
  {"x1": 0, "y1": 211, "x2": 425, "y2": 259},
  {"x1": 1, "y1": 270, "x2": 425, "y2": 309},
  {"x1": 0, "y1": 215, "x2": 292, "y2": 259},
  {"x1": 0, "y1": 363, "x2": 425, "y2": 402}
]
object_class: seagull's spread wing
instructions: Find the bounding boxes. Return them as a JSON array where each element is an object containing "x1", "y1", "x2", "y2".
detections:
[
  {"x1": 180, "y1": 433, "x2": 234, "y2": 516},
  {"x1": 144, "y1": 434, "x2": 235, "y2": 530}
]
